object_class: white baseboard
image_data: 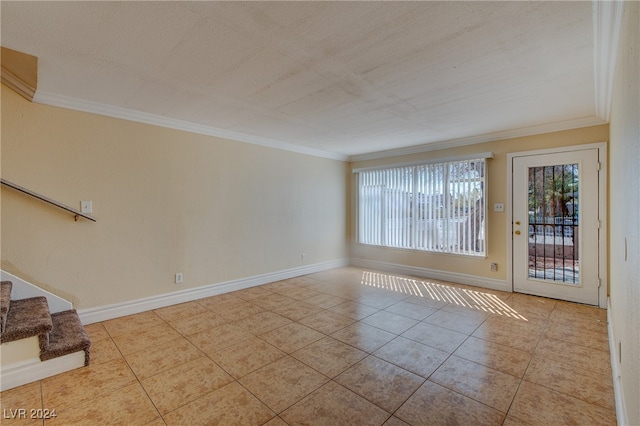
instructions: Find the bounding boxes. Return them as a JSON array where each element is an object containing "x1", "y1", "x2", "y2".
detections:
[
  {"x1": 1, "y1": 270, "x2": 73, "y2": 314},
  {"x1": 350, "y1": 258, "x2": 510, "y2": 293},
  {"x1": 78, "y1": 259, "x2": 349, "y2": 324},
  {"x1": 608, "y1": 297, "x2": 629, "y2": 426},
  {"x1": 0, "y1": 351, "x2": 86, "y2": 392}
]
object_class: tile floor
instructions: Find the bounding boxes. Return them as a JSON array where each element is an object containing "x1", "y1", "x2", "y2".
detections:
[{"x1": 0, "y1": 267, "x2": 617, "y2": 425}]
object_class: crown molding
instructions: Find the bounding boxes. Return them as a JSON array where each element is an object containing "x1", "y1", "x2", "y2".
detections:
[
  {"x1": 1, "y1": 46, "x2": 38, "y2": 102},
  {"x1": 32, "y1": 91, "x2": 349, "y2": 162},
  {"x1": 31, "y1": 90, "x2": 606, "y2": 164},
  {"x1": 348, "y1": 115, "x2": 606, "y2": 162},
  {"x1": 593, "y1": 0, "x2": 625, "y2": 121},
  {"x1": 32, "y1": 94, "x2": 608, "y2": 166}
]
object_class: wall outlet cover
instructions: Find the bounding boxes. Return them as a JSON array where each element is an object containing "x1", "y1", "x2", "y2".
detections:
[{"x1": 80, "y1": 200, "x2": 93, "y2": 214}]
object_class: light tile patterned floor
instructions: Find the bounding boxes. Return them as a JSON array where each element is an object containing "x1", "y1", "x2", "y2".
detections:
[{"x1": 0, "y1": 267, "x2": 617, "y2": 425}]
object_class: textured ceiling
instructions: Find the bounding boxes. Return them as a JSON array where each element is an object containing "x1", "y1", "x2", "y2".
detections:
[{"x1": 1, "y1": 1, "x2": 605, "y2": 159}]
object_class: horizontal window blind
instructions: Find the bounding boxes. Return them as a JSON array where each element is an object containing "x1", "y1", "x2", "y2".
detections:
[{"x1": 357, "y1": 158, "x2": 486, "y2": 256}]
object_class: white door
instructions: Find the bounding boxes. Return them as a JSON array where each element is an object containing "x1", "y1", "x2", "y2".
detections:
[{"x1": 512, "y1": 149, "x2": 600, "y2": 305}]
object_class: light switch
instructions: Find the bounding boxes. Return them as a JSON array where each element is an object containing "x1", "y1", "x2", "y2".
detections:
[
  {"x1": 493, "y1": 202, "x2": 504, "y2": 212},
  {"x1": 81, "y1": 200, "x2": 93, "y2": 214}
]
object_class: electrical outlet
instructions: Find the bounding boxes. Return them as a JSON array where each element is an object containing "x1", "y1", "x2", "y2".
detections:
[
  {"x1": 301, "y1": 253, "x2": 307, "y2": 262},
  {"x1": 493, "y1": 203, "x2": 504, "y2": 212},
  {"x1": 490, "y1": 262, "x2": 498, "y2": 272},
  {"x1": 175, "y1": 273, "x2": 183, "y2": 284}
]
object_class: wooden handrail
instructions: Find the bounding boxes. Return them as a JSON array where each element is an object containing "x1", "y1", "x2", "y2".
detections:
[{"x1": 1, "y1": 179, "x2": 96, "y2": 222}]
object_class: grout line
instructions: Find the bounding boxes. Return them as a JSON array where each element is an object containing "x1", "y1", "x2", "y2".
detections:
[{"x1": 76, "y1": 267, "x2": 614, "y2": 425}]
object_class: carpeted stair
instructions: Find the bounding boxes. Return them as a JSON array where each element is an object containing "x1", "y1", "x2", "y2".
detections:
[
  {"x1": 0, "y1": 280, "x2": 91, "y2": 366},
  {"x1": 1, "y1": 281, "x2": 12, "y2": 332},
  {"x1": 40, "y1": 309, "x2": 91, "y2": 366}
]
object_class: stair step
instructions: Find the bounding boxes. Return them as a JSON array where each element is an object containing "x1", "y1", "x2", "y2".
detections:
[
  {"x1": 1, "y1": 281, "x2": 12, "y2": 333},
  {"x1": 40, "y1": 309, "x2": 91, "y2": 366},
  {"x1": 0, "y1": 296, "x2": 52, "y2": 344}
]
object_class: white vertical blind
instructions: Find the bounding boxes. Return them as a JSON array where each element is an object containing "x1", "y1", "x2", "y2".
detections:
[{"x1": 357, "y1": 158, "x2": 486, "y2": 256}]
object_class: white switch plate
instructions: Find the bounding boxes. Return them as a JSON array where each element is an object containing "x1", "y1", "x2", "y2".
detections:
[
  {"x1": 493, "y1": 202, "x2": 504, "y2": 212},
  {"x1": 81, "y1": 200, "x2": 93, "y2": 214}
]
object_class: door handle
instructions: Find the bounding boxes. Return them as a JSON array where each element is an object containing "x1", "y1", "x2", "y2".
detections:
[{"x1": 514, "y1": 230, "x2": 521, "y2": 235}]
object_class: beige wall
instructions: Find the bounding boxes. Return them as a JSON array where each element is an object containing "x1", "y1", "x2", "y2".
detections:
[
  {"x1": 349, "y1": 125, "x2": 609, "y2": 282},
  {"x1": 1, "y1": 85, "x2": 348, "y2": 309},
  {"x1": 0, "y1": 81, "x2": 613, "y2": 306},
  {"x1": 609, "y1": 2, "x2": 640, "y2": 424}
]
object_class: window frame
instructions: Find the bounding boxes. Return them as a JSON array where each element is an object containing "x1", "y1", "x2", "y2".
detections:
[{"x1": 354, "y1": 153, "x2": 492, "y2": 257}]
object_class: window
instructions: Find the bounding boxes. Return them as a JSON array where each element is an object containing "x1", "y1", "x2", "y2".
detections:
[{"x1": 356, "y1": 156, "x2": 488, "y2": 256}]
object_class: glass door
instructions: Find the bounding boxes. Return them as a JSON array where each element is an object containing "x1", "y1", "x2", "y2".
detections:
[{"x1": 512, "y1": 149, "x2": 600, "y2": 305}]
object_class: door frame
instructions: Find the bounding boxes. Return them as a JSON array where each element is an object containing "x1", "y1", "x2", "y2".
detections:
[{"x1": 506, "y1": 142, "x2": 608, "y2": 308}]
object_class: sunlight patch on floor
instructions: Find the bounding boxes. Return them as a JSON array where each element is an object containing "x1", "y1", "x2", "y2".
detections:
[{"x1": 360, "y1": 271, "x2": 527, "y2": 320}]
